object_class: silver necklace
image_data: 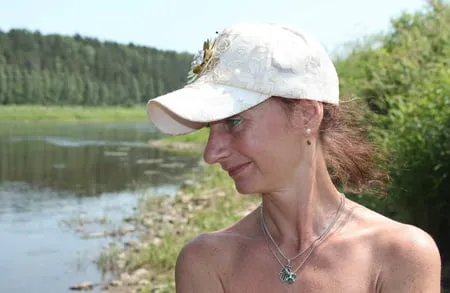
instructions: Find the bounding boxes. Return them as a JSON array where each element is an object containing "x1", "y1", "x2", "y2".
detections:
[{"x1": 260, "y1": 194, "x2": 345, "y2": 284}]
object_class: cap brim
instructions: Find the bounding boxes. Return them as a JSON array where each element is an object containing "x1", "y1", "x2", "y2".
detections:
[{"x1": 147, "y1": 83, "x2": 270, "y2": 135}]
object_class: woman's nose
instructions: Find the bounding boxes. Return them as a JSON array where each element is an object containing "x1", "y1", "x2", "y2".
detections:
[{"x1": 203, "y1": 126, "x2": 230, "y2": 165}]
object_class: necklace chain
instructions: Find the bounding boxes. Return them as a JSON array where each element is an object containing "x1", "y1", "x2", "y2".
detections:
[{"x1": 260, "y1": 193, "x2": 345, "y2": 284}]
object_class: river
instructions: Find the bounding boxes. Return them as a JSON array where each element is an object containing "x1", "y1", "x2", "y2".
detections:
[{"x1": 0, "y1": 121, "x2": 202, "y2": 293}]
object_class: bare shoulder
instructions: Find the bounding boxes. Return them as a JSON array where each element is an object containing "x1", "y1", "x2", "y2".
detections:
[
  {"x1": 175, "y1": 210, "x2": 259, "y2": 293},
  {"x1": 175, "y1": 232, "x2": 227, "y2": 293},
  {"x1": 377, "y1": 223, "x2": 441, "y2": 292},
  {"x1": 348, "y1": 200, "x2": 442, "y2": 293}
]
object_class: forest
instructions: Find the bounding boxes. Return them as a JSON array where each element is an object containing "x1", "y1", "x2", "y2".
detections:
[{"x1": 0, "y1": 29, "x2": 192, "y2": 105}]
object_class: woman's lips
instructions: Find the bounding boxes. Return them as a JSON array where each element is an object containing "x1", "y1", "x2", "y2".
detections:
[{"x1": 228, "y1": 162, "x2": 251, "y2": 177}]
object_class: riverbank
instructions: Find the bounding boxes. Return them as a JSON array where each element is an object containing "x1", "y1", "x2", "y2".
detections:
[
  {"x1": 0, "y1": 105, "x2": 148, "y2": 122},
  {"x1": 94, "y1": 162, "x2": 259, "y2": 293}
]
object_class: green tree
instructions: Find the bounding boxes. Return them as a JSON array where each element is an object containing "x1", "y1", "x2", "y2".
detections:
[
  {"x1": 336, "y1": 0, "x2": 450, "y2": 256},
  {"x1": 0, "y1": 67, "x2": 7, "y2": 104}
]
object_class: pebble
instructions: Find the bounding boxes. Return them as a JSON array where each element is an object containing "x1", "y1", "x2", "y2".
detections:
[
  {"x1": 133, "y1": 268, "x2": 150, "y2": 279},
  {"x1": 152, "y1": 237, "x2": 162, "y2": 246},
  {"x1": 69, "y1": 282, "x2": 94, "y2": 291}
]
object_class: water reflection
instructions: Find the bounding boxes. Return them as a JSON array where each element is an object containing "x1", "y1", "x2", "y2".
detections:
[
  {"x1": 0, "y1": 122, "x2": 201, "y2": 293},
  {"x1": 0, "y1": 122, "x2": 200, "y2": 196}
]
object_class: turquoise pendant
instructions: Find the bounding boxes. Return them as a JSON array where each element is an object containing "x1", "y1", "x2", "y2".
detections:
[{"x1": 279, "y1": 267, "x2": 296, "y2": 284}]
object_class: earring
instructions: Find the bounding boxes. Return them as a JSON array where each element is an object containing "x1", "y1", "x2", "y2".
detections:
[{"x1": 306, "y1": 128, "x2": 311, "y2": 145}]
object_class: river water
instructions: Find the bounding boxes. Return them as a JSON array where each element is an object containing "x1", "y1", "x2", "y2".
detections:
[{"x1": 0, "y1": 122, "x2": 202, "y2": 293}]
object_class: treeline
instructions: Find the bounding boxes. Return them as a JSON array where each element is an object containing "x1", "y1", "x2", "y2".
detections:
[{"x1": 0, "y1": 29, "x2": 193, "y2": 105}]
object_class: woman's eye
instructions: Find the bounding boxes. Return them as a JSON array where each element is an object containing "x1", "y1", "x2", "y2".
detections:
[{"x1": 226, "y1": 117, "x2": 243, "y2": 130}]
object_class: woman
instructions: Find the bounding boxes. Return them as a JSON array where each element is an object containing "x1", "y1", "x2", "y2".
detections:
[{"x1": 146, "y1": 23, "x2": 441, "y2": 292}]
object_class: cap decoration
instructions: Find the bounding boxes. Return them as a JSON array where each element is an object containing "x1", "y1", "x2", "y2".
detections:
[{"x1": 187, "y1": 32, "x2": 219, "y2": 84}]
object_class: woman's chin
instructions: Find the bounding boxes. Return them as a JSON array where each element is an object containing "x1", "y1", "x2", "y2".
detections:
[{"x1": 233, "y1": 181, "x2": 260, "y2": 195}]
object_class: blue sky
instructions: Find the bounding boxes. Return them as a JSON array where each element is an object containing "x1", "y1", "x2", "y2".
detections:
[{"x1": 0, "y1": 0, "x2": 429, "y2": 55}]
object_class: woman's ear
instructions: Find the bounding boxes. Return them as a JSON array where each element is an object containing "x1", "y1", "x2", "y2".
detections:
[{"x1": 299, "y1": 100, "x2": 323, "y2": 133}]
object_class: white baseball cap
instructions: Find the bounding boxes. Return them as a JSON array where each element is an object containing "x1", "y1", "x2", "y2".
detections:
[{"x1": 147, "y1": 23, "x2": 339, "y2": 135}]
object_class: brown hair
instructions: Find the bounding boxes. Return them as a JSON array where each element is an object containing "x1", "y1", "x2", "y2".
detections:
[{"x1": 277, "y1": 97, "x2": 387, "y2": 195}]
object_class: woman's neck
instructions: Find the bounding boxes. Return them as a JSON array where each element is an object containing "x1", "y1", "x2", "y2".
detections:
[{"x1": 260, "y1": 151, "x2": 345, "y2": 255}]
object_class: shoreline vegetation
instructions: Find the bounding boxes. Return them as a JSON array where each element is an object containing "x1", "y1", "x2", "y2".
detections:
[
  {"x1": 148, "y1": 128, "x2": 209, "y2": 154},
  {"x1": 95, "y1": 158, "x2": 260, "y2": 293},
  {"x1": 0, "y1": 105, "x2": 148, "y2": 122}
]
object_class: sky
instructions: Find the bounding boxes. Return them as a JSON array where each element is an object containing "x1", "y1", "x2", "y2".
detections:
[{"x1": 0, "y1": 0, "x2": 430, "y2": 55}]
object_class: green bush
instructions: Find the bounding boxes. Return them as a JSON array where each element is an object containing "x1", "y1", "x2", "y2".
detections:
[
  {"x1": 336, "y1": 0, "x2": 450, "y2": 254},
  {"x1": 383, "y1": 66, "x2": 450, "y2": 242}
]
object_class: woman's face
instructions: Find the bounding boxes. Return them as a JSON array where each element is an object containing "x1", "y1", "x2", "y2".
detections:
[{"x1": 203, "y1": 98, "x2": 308, "y2": 194}]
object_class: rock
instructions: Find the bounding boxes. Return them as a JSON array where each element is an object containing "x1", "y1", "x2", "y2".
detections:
[
  {"x1": 109, "y1": 280, "x2": 122, "y2": 287},
  {"x1": 120, "y1": 272, "x2": 133, "y2": 285},
  {"x1": 119, "y1": 225, "x2": 136, "y2": 234},
  {"x1": 161, "y1": 215, "x2": 175, "y2": 224},
  {"x1": 181, "y1": 179, "x2": 200, "y2": 189},
  {"x1": 184, "y1": 179, "x2": 195, "y2": 185},
  {"x1": 123, "y1": 216, "x2": 137, "y2": 223},
  {"x1": 124, "y1": 278, "x2": 138, "y2": 286},
  {"x1": 154, "y1": 216, "x2": 163, "y2": 223},
  {"x1": 69, "y1": 282, "x2": 95, "y2": 291},
  {"x1": 124, "y1": 239, "x2": 141, "y2": 249},
  {"x1": 82, "y1": 232, "x2": 105, "y2": 239},
  {"x1": 119, "y1": 269, "x2": 150, "y2": 286},
  {"x1": 178, "y1": 217, "x2": 188, "y2": 224},
  {"x1": 152, "y1": 237, "x2": 162, "y2": 246},
  {"x1": 142, "y1": 218, "x2": 153, "y2": 228},
  {"x1": 116, "y1": 260, "x2": 126, "y2": 270},
  {"x1": 110, "y1": 225, "x2": 136, "y2": 236},
  {"x1": 117, "y1": 252, "x2": 127, "y2": 260},
  {"x1": 138, "y1": 279, "x2": 150, "y2": 287},
  {"x1": 151, "y1": 284, "x2": 169, "y2": 293},
  {"x1": 120, "y1": 272, "x2": 131, "y2": 280},
  {"x1": 192, "y1": 196, "x2": 209, "y2": 206},
  {"x1": 216, "y1": 191, "x2": 226, "y2": 197},
  {"x1": 133, "y1": 268, "x2": 150, "y2": 279}
]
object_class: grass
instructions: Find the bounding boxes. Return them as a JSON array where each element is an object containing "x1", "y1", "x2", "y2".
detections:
[
  {"x1": 149, "y1": 128, "x2": 210, "y2": 155},
  {"x1": 0, "y1": 104, "x2": 148, "y2": 122},
  {"x1": 159, "y1": 128, "x2": 209, "y2": 144}
]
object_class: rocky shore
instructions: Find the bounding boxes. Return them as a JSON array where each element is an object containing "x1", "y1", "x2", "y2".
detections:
[{"x1": 73, "y1": 164, "x2": 258, "y2": 293}]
